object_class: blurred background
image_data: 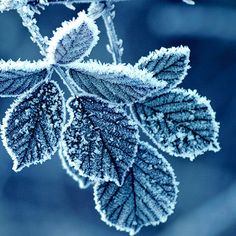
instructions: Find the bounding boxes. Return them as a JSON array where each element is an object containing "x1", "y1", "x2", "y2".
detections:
[{"x1": 0, "y1": 0, "x2": 235, "y2": 235}]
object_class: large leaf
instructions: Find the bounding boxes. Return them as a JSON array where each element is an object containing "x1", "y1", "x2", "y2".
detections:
[
  {"x1": 132, "y1": 88, "x2": 220, "y2": 159},
  {"x1": 0, "y1": 60, "x2": 49, "y2": 97},
  {"x1": 47, "y1": 11, "x2": 99, "y2": 65},
  {"x1": 94, "y1": 142, "x2": 178, "y2": 235},
  {"x1": 59, "y1": 146, "x2": 92, "y2": 189},
  {"x1": 135, "y1": 46, "x2": 190, "y2": 92},
  {"x1": 1, "y1": 81, "x2": 65, "y2": 171},
  {"x1": 61, "y1": 95, "x2": 139, "y2": 186},
  {"x1": 69, "y1": 61, "x2": 166, "y2": 104}
]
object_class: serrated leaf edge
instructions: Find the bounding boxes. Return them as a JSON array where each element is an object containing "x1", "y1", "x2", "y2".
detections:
[
  {"x1": 0, "y1": 80, "x2": 66, "y2": 172},
  {"x1": 61, "y1": 95, "x2": 139, "y2": 186},
  {"x1": 93, "y1": 141, "x2": 179, "y2": 236},
  {"x1": 131, "y1": 88, "x2": 221, "y2": 160},
  {"x1": 47, "y1": 11, "x2": 100, "y2": 65}
]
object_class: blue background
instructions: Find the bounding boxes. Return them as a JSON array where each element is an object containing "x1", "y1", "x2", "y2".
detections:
[{"x1": 0, "y1": 0, "x2": 235, "y2": 235}]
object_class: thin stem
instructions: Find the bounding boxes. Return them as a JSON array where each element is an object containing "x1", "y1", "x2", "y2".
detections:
[
  {"x1": 101, "y1": 1, "x2": 123, "y2": 64},
  {"x1": 17, "y1": 6, "x2": 79, "y2": 96},
  {"x1": 17, "y1": 7, "x2": 48, "y2": 55},
  {"x1": 54, "y1": 65, "x2": 82, "y2": 95}
]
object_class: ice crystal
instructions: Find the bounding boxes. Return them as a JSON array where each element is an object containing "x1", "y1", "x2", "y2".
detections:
[{"x1": 0, "y1": 2, "x2": 220, "y2": 235}]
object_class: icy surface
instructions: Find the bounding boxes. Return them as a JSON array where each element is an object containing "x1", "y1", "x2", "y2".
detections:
[
  {"x1": 132, "y1": 88, "x2": 220, "y2": 160},
  {"x1": 69, "y1": 61, "x2": 166, "y2": 104},
  {"x1": 135, "y1": 46, "x2": 190, "y2": 93},
  {"x1": 47, "y1": 11, "x2": 99, "y2": 65},
  {"x1": 94, "y1": 142, "x2": 178, "y2": 235},
  {"x1": 61, "y1": 95, "x2": 139, "y2": 186},
  {"x1": 1, "y1": 81, "x2": 65, "y2": 171},
  {"x1": 0, "y1": 60, "x2": 49, "y2": 97},
  {"x1": 59, "y1": 146, "x2": 92, "y2": 189}
]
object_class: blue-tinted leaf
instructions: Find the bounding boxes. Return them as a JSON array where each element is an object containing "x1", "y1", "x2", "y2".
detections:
[
  {"x1": 0, "y1": 60, "x2": 49, "y2": 97},
  {"x1": 132, "y1": 88, "x2": 220, "y2": 160},
  {"x1": 69, "y1": 61, "x2": 166, "y2": 104},
  {"x1": 61, "y1": 95, "x2": 139, "y2": 186},
  {"x1": 47, "y1": 11, "x2": 99, "y2": 65},
  {"x1": 94, "y1": 142, "x2": 178, "y2": 235},
  {"x1": 135, "y1": 46, "x2": 190, "y2": 92},
  {"x1": 59, "y1": 146, "x2": 92, "y2": 189},
  {"x1": 1, "y1": 81, "x2": 65, "y2": 172}
]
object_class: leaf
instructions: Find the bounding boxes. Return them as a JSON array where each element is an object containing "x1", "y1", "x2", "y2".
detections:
[
  {"x1": 59, "y1": 145, "x2": 93, "y2": 189},
  {"x1": 47, "y1": 11, "x2": 99, "y2": 65},
  {"x1": 94, "y1": 142, "x2": 178, "y2": 235},
  {"x1": 1, "y1": 81, "x2": 65, "y2": 172},
  {"x1": 61, "y1": 95, "x2": 139, "y2": 186},
  {"x1": 0, "y1": 60, "x2": 49, "y2": 97},
  {"x1": 132, "y1": 88, "x2": 220, "y2": 160},
  {"x1": 68, "y1": 61, "x2": 166, "y2": 104},
  {"x1": 135, "y1": 46, "x2": 190, "y2": 92}
]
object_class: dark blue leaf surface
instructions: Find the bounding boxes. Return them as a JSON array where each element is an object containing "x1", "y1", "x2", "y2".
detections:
[
  {"x1": 69, "y1": 61, "x2": 165, "y2": 104},
  {"x1": 94, "y1": 142, "x2": 178, "y2": 235},
  {"x1": 61, "y1": 95, "x2": 139, "y2": 186},
  {"x1": 0, "y1": 60, "x2": 49, "y2": 97},
  {"x1": 1, "y1": 81, "x2": 65, "y2": 171},
  {"x1": 135, "y1": 46, "x2": 190, "y2": 93},
  {"x1": 132, "y1": 88, "x2": 220, "y2": 159}
]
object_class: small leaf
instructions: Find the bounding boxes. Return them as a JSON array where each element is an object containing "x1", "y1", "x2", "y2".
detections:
[
  {"x1": 1, "y1": 81, "x2": 65, "y2": 171},
  {"x1": 61, "y1": 95, "x2": 139, "y2": 186},
  {"x1": 94, "y1": 142, "x2": 178, "y2": 235},
  {"x1": 59, "y1": 145, "x2": 92, "y2": 189},
  {"x1": 0, "y1": 60, "x2": 49, "y2": 97},
  {"x1": 47, "y1": 11, "x2": 99, "y2": 65},
  {"x1": 69, "y1": 61, "x2": 166, "y2": 104},
  {"x1": 132, "y1": 88, "x2": 220, "y2": 160},
  {"x1": 135, "y1": 46, "x2": 190, "y2": 92}
]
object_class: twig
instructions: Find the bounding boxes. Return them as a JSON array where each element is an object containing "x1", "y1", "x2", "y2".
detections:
[{"x1": 101, "y1": 1, "x2": 123, "y2": 64}]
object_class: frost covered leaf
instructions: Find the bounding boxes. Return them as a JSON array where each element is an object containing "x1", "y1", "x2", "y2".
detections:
[
  {"x1": 59, "y1": 146, "x2": 92, "y2": 189},
  {"x1": 135, "y1": 47, "x2": 190, "y2": 92},
  {"x1": 61, "y1": 95, "x2": 138, "y2": 186},
  {"x1": 0, "y1": 60, "x2": 49, "y2": 97},
  {"x1": 69, "y1": 61, "x2": 166, "y2": 104},
  {"x1": 1, "y1": 81, "x2": 65, "y2": 172},
  {"x1": 132, "y1": 89, "x2": 220, "y2": 160},
  {"x1": 47, "y1": 11, "x2": 99, "y2": 65},
  {"x1": 94, "y1": 142, "x2": 178, "y2": 235}
]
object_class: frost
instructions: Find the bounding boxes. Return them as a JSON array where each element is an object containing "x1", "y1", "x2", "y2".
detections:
[
  {"x1": 59, "y1": 146, "x2": 92, "y2": 189},
  {"x1": 94, "y1": 142, "x2": 178, "y2": 235},
  {"x1": 1, "y1": 81, "x2": 65, "y2": 171},
  {"x1": 0, "y1": 60, "x2": 49, "y2": 97},
  {"x1": 61, "y1": 95, "x2": 139, "y2": 186},
  {"x1": 0, "y1": 0, "x2": 27, "y2": 12},
  {"x1": 135, "y1": 46, "x2": 190, "y2": 93},
  {"x1": 47, "y1": 11, "x2": 100, "y2": 65},
  {"x1": 69, "y1": 61, "x2": 166, "y2": 104},
  {"x1": 132, "y1": 88, "x2": 220, "y2": 160},
  {"x1": 183, "y1": 0, "x2": 195, "y2": 5}
]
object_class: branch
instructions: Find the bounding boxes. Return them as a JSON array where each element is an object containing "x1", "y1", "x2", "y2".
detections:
[{"x1": 99, "y1": 2, "x2": 123, "y2": 64}]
